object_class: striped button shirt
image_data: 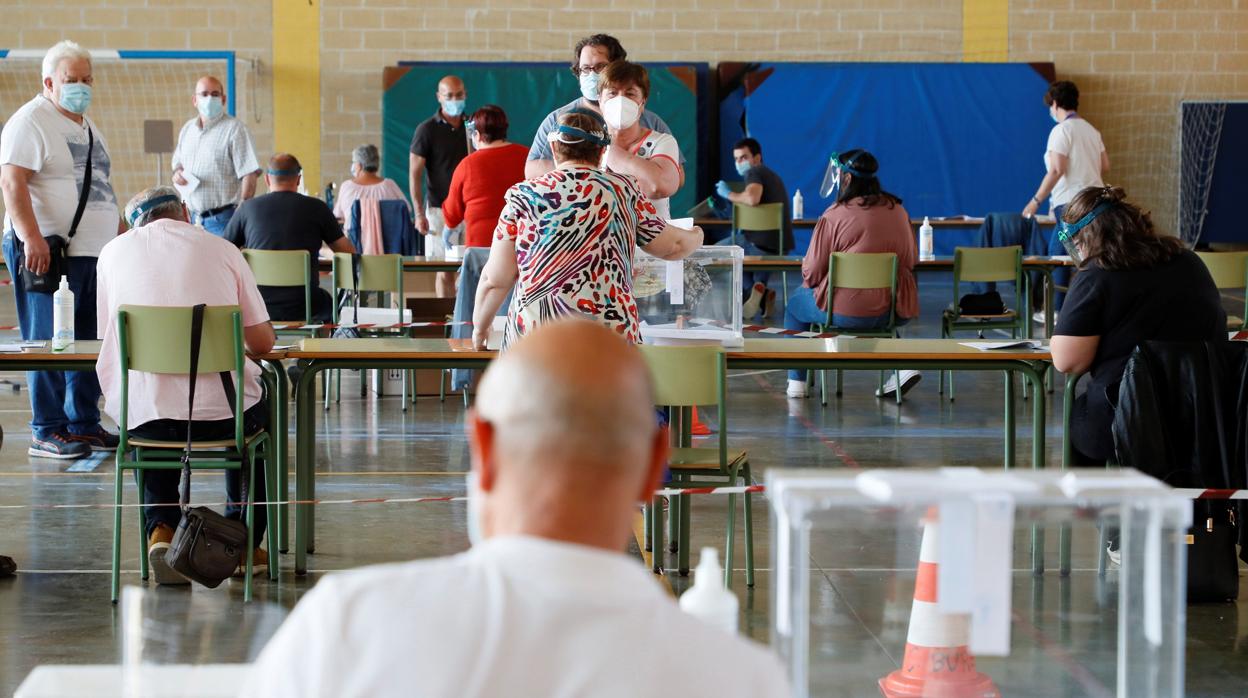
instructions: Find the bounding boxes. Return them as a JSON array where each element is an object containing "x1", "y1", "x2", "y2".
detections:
[{"x1": 171, "y1": 113, "x2": 260, "y2": 213}]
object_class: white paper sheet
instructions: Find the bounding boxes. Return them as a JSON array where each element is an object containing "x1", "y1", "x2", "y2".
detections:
[
  {"x1": 175, "y1": 171, "x2": 200, "y2": 200},
  {"x1": 666, "y1": 261, "x2": 684, "y2": 305},
  {"x1": 959, "y1": 340, "x2": 1045, "y2": 351}
]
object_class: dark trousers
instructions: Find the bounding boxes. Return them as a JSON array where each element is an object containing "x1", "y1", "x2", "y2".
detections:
[{"x1": 131, "y1": 401, "x2": 269, "y2": 547}]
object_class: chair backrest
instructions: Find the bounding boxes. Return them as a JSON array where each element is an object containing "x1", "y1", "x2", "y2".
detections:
[
  {"x1": 118, "y1": 305, "x2": 243, "y2": 375},
  {"x1": 826, "y1": 252, "x2": 898, "y2": 328},
  {"x1": 332, "y1": 252, "x2": 404, "y2": 293},
  {"x1": 638, "y1": 344, "x2": 724, "y2": 408},
  {"x1": 954, "y1": 245, "x2": 1022, "y2": 283},
  {"x1": 243, "y1": 249, "x2": 310, "y2": 288},
  {"x1": 732, "y1": 202, "x2": 785, "y2": 253},
  {"x1": 1196, "y1": 251, "x2": 1248, "y2": 289}
]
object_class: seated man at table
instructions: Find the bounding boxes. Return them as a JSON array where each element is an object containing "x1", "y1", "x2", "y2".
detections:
[
  {"x1": 246, "y1": 320, "x2": 789, "y2": 697},
  {"x1": 97, "y1": 186, "x2": 276, "y2": 584},
  {"x1": 714, "y1": 138, "x2": 791, "y2": 319},
  {"x1": 223, "y1": 153, "x2": 355, "y2": 323}
]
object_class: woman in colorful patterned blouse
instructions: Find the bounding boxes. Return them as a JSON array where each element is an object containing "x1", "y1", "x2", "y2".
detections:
[{"x1": 472, "y1": 110, "x2": 703, "y2": 350}]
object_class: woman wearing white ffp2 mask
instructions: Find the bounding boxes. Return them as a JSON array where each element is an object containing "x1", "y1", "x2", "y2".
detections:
[{"x1": 597, "y1": 61, "x2": 683, "y2": 220}]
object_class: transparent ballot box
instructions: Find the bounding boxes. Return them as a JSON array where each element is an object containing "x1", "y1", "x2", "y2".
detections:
[
  {"x1": 634, "y1": 244, "x2": 743, "y2": 346},
  {"x1": 767, "y1": 468, "x2": 1190, "y2": 698}
]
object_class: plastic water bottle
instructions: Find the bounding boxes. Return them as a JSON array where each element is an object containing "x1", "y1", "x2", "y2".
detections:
[
  {"x1": 678, "y1": 547, "x2": 739, "y2": 635},
  {"x1": 792, "y1": 189, "x2": 804, "y2": 220},
  {"x1": 52, "y1": 276, "x2": 74, "y2": 352},
  {"x1": 919, "y1": 216, "x2": 934, "y2": 260}
]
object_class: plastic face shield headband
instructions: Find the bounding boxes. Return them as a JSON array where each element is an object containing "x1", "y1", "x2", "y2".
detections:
[
  {"x1": 127, "y1": 194, "x2": 181, "y2": 227},
  {"x1": 1056, "y1": 202, "x2": 1112, "y2": 264},
  {"x1": 819, "y1": 153, "x2": 870, "y2": 198},
  {"x1": 267, "y1": 168, "x2": 301, "y2": 177},
  {"x1": 546, "y1": 124, "x2": 610, "y2": 148}
]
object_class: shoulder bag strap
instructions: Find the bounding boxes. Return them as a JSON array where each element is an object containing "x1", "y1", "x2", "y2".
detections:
[
  {"x1": 217, "y1": 367, "x2": 249, "y2": 517},
  {"x1": 351, "y1": 253, "x2": 361, "y2": 324},
  {"x1": 67, "y1": 125, "x2": 94, "y2": 239},
  {"x1": 178, "y1": 303, "x2": 207, "y2": 514}
]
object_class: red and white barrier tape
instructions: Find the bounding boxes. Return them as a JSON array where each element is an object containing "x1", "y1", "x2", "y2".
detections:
[{"x1": 272, "y1": 320, "x2": 471, "y2": 331}]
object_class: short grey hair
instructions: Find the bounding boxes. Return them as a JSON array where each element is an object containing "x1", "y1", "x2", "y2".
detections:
[
  {"x1": 42, "y1": 40, "x2": 92, "y2": 80},
  {"x1": 351, "y1": 144, "x2": 380, "y2": 172},
  {"x1": 125, "y1": 186, "x2": 185, "y2": 228}
]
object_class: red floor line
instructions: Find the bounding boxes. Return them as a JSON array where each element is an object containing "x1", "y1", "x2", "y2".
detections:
[{"x1": 750, "y1": 373, "x2": 862, "y2": 470}]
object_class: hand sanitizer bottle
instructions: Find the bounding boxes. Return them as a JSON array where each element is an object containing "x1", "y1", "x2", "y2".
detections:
[
  {"x1": 52, "y1": 276, "x2": 74, "y2": 352},
  {"x1": 919, "y1": 217, "x2": 934, "y2": 260},
  {"x1": 678, "y1": 547, "x2": 739, "y2": 635},
  {"x1": 792, "y1": 189, "x2": 804, "y2": 220}
]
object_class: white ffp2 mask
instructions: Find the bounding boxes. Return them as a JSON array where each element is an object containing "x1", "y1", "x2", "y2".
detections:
[{"x1": 602, "y1": 95, "x2": 641, "y2": 130}]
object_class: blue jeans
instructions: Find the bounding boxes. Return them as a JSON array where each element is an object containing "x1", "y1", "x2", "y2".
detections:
[
  {"x1": 714, "y1": 237, "x2": 771, "y2": 292},
  {"x1": 195, "y1": 205, "x2": 236, "y2": 237},
  {"x1": 783, "y1": 285, "x2": 904, "y2": 381},
  {"x1": 2, "y1": 234, "x2": 103, "y2": 440},
  {"x1": 1048, "y1": 204, "x2": 1069, "y2": 311}
]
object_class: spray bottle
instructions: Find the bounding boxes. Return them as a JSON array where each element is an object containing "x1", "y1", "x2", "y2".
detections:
[{"x1": 678, "y1": 547, "x2": 739, "y2": 635}]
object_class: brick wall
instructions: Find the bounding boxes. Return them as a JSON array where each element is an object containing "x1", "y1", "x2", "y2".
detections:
[{"x1": 0, "y1": 0, "x2": 273, "y2": 216}]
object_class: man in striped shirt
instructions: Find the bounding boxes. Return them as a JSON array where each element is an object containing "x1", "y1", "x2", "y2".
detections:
[{"x1": 172, "y1": 76, "x2": 261, "y2": 236}]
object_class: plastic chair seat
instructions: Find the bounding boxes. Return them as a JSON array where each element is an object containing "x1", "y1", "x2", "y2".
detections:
[
  {"x1": 668, "y1": 447, "x2": 748, "y2": 471},
  {"x1": 129, "y1": 431, "x2": 266, "y2": 450},
  {"x1": 944, "y1": 309, "x2": 1018, "y2": 320}
]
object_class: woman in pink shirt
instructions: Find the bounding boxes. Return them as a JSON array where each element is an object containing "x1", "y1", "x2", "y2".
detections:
[
  {"x1": 333, "y1": 144, "x2": 407, "y2": 226},
  {"x1": 784, "y1": 149, "x2": 919, "y2": 398}
]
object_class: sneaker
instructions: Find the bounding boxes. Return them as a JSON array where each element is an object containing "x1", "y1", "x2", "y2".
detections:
[
  {"x1": 0, "y1": 554, "x2": 15, "y2": 578},
  {"x1": 786, "y1": 379, "x2": 809, "y2": 398},
  {"x1": 1106, "y1": 542, "x2": 1121, "y2": 567},
  {"x1": 762, "y1": 288, "x2": 778, "y2": 319},
  {"x1": 68, "y1": 425, "x2": 120, "y2": 451},
  {"x1": 233, "y1": 548, "x2": 269, "y2": 577},
  {"x1": 876, "y1": 370, "x2": 922, "y2": 399},
  {"x1": 148, "y1": 523, "x2": 189, "y2": 585},
  {"x1": 28, "y1": 432, "x2": 91, "y2": 460},
  {"x1": 742, "y1": 283, "x2": 766, "y2": 320}
]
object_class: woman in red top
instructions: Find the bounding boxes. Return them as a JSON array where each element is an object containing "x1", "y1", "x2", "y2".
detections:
[{"x1": 442, "y1": 105, "x2": 529, "y2": 248}]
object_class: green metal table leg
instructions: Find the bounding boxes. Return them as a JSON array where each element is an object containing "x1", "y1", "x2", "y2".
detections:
[
  {"x1": 1004, "y1": 371, "x2": 1015, "y2": 469},
  {"x1": 295, "y1": 360, "x2": 320, "y2": 576}
]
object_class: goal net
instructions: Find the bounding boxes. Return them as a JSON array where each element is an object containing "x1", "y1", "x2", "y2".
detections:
[{"x1": 0, "y1": 50, "x2": 234, "y2": 220}]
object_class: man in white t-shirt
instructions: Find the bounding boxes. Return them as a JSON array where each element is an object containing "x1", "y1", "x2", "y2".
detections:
[
  {"x1": 97, "y1": 186, "x2": 276, "y2": 584},
  {"x1": 0, "y1": 40, "x2": 122, "y2": 459},
  {"x1": 599, "y1": 60, "x2": 683, "y2": 220},
  {"x1": 1022, "y1": 80, "x2": 1108, "y2": 312},
  {"x1": 246, "y1": 319, "x2": 790, "y2": 698}
]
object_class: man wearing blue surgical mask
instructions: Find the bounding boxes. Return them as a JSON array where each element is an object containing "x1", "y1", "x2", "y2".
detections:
[
  {"x1": 0, "y1": 40, "x2": 123, "y2": 459},
  {"x1": 409, "y1": 75, "x2": 470, "y2": 296},
  {"x1": 524, "y1": 34, "x2": 684, "y2": 181},
  {"x1": 713, "y1": 138, "x2": 791, "y2": 318},
  {"x1": 171, "y1": 75, "x2": 261, "y2": 237}
]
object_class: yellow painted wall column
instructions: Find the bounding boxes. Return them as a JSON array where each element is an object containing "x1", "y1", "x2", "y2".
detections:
[
  {"x1": 272, "y1": 0, "x2": 321, "y2": 192},
  {"x1": 963, "y1": 0, "x2": 1008, "y2": 62}
]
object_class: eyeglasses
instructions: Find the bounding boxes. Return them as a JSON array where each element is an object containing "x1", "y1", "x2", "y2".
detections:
[{"x1": 576, "y1": 62, "x2": 610, "y2": 76}]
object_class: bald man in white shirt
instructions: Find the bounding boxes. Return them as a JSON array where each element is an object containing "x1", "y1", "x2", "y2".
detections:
[{"x1": 247, "y1": 319, "x2": 789, "y2": 697}]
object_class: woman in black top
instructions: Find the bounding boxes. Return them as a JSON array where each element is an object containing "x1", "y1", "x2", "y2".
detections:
[{"x1": 1051, "y1": 186, "x2": 1226, "y2": 464}]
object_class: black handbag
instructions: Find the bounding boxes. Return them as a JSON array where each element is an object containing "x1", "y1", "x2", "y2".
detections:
[
  {"x1": 332, "y1": 253, "x2": 362, "y2": 339},
  {"x1": 957, "y1": 290, "x2": 1006, "y2": 315},
  {"x1": 12, "y1": 126, "x2": 92, "y2": 293},
  {"x1": 1186, "y1": 500, "x2": 1239, "y2": 603},
  {"x1": 165, "y1": 304, "x2": 251, "y2": 588}
]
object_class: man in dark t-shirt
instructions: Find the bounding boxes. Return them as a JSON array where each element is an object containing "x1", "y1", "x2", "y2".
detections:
[
  {"x1": 409, "y1": 75, "x2": 470, "y2": 297},
  {"x1": 714, "y1": 137, "x2": 792, "y2": 316},
  {"x1": 224, "y1": 153, "x2": 356, "y2": 322}
]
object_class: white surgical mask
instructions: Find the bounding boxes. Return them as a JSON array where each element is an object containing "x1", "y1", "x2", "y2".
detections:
[
  {"x1": 58, "y1": 83, "x2": 92, "y2": 114},
  {"x1": 579, "y1": 71, "x2": 601, "y2": 101},
  {"x1": 442, "y1": 99, "x2": 466, "y2": 118},
  {"x1": 197, "y1": 95, "x2": 224, "y2": 120},
  {"x1": 602, "y1": 95, "x2": 641, "y2": 130}
]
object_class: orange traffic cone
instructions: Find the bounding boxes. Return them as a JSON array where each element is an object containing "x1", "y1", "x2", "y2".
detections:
[
  {"x1": 690, "y1": 407, "x2": 711, "y2": 436},
  {"x1": 879, "y1": 518, "x2": 1000, "y2": 698}
]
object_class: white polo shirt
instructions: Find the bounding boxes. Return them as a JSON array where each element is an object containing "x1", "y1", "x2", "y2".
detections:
[
  {"x1": 0, "y1": 95, "x2": 119, "y2": 257},
  {"x1": 95, "y1": 218, "x2": 269, "y2": 427},
  {"x1": 1045, "y1": 116, "x2": 1106, "y2": 208},
  {"x1": 246, "y1": 535, "x2": 791, "y2": 697}
]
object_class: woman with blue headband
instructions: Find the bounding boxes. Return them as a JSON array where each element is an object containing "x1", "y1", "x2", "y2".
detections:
[
  {"x1": 1051, "y1": 185, "x2": 1224, "y2": 464},
  {"x1": 471, "y1": 110, "x2": 703, "y2": 351}
]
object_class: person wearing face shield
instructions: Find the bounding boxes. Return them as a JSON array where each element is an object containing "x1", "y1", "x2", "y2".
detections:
[
  {"x1": 0, "y1": 40, "x2": 123, "y2": 459},
  {"x1": 784, "y1": 149, "x2": 920, "y2": 400},
  {"x1": 1022, "y1": 80, "x2": 1108, "y2": 317},
  {"x1": 524, "y1": 35, "x2": 684, "y2": 180},
  {"x1": 409, "y1": 75, "x2": 471, "y2": 296},
  {"x1": 1050, "y1": 186, "x2": 1224, "y2": 465},
  {"x1": 598, "y1": 61, "x2": 683, "y2": 220},
  {"x1": 171, "y1": 75, "x2": 261, "y2": 237},
  {"x1": 332, "y1": 144, "x2": 406, "y2": 229}
]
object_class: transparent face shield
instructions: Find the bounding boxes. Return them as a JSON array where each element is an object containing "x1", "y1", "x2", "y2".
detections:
[
  {"x1": 819, "y1": 152, "x2": 866, "y2": 198},
  {"x1": 1056, "y1": 202, "x2": 1113, "y2": 264}
]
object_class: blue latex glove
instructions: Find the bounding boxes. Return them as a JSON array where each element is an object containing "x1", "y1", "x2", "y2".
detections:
[
  {"x1": 442, "y1": 227, "x2": 454, "y2": 249},
  {"x1": 715, "y1": 180, "x2": 732, "y2": 199}
]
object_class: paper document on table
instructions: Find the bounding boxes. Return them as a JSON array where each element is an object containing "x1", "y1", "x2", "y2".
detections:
[
  {"x1": 959, "y1": 340, "x2": 1046, "y2": 351},
  {"x1": 0, "y1": 344, "x2": 24, "y2": 353},
  {"x1": 272, "y1": 344, "x2": 296, "y2": 351}
]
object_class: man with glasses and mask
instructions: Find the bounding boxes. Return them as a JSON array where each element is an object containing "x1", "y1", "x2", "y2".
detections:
[
  {"x1": 524, "y1": 34, "x2": 683, "y2": 181},
  {"x1": 0, "y1": 40, "x2": 123, "y2": 459},
  {"x1": 171, "y1": 75, "x2": 261, "y2": 237},
  {"x1": 409, "y1": 75, "x2": 470, "y2": 296}
]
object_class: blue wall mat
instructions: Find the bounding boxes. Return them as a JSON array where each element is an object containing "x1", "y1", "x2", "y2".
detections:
[
  {"x1": 1194, "y1": 103, "x2": 1248, "y2": 245},
  {"x1": 382, "y1": 62, "x2": 700, "y2": 217},
  {"x1": 737, "y1": 63, "x2": 1052, "y2": 250}
]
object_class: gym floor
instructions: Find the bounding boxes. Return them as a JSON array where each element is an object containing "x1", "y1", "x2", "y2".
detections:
[{"x1": 1, "y1": 279, "x2": 1246, "y2": 696}]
